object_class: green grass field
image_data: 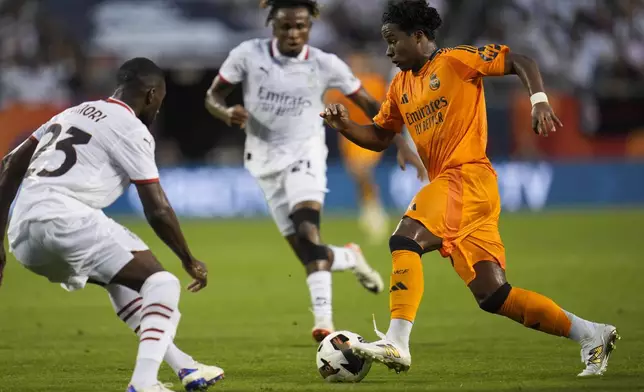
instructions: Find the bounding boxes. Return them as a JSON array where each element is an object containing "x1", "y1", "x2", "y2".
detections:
[{"x1": 1, "y1": 210, "x2": 643, "y2": 392}]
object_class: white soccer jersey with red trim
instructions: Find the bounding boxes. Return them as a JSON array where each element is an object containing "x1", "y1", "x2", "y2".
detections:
[
  {"x1": 10, "y1": 98, "x2": 159, "y2": 224},
  {"x1": 218, "y1": 38, "x2": 361, "y2": 176}
]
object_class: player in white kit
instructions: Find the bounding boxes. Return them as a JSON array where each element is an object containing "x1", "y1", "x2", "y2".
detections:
[
  {"x1": 0, "y1": 58, "x2": 223, "y2": 392},
  {"x1": 205, "y1": 0, "x2": 425, "y2": 342}
]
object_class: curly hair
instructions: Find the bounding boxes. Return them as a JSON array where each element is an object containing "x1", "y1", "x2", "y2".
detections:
[
  {"x1": 260, "y1": 0, "x2": 320, "y2": 26},
  {"x1": 382, "y1": 0, "x2": 442, "y2": 39}
]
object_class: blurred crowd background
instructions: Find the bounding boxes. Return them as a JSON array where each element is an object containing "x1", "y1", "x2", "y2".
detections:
[{"x1": 1, "y1": 0, "x2": 643, "y2": 164}]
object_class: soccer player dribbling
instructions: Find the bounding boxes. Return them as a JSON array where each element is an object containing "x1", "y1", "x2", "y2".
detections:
[{"x1": 321, "y1": 0, "x2": 619, "y2": 376}]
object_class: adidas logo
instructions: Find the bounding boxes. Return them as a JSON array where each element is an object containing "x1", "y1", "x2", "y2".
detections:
[
  {"x1": 401, "y1": 93, "x2": 409, "y2": 104},
  {"x1": 587, "y1": 345, "x2": 604, "y2": 364},
  {"x1": 377, "y1": 343, "x2": 401, "y2": 358},
  {"x1": 389, "y1": 282, "x2": 408, "y2": 292}
]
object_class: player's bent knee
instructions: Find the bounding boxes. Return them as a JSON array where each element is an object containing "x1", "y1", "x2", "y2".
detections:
[
  {"x1": 141, "y1": 271, "x2": 181, "y2": 294},
  {"x1": 389, "y1": 235, "x2": 423, "y2": 256},
  {"x1": 289, "y1": 207, "x2": 329, "y2": 263},
  {"x1": 290, "y1": 207, "x2": 321, "y2": 233},
  {"x1": 479, "y1": 282, "x2": 512, "y2": 313}
]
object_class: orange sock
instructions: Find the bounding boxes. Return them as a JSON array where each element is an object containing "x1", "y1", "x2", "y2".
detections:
[
  {"x1": 390, "y1": 250, "x2": 424, "y2": 322},
  {"x1": 498, "y1": 287, "x2": 572, "y2": 337}
]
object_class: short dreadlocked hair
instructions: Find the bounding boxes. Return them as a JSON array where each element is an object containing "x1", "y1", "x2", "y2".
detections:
[
  {"x1": 260, "y1": 0, "x2": 320, "y2": 26},
  {"x1": 382, "y1": 0, "x2": 442, "y2": 40}
]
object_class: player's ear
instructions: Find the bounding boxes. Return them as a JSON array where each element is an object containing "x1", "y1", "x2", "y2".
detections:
[
  {"x1": 146, "y1": 88, "x2": 156, "y2": 105},
  {"x1": 414, "y1": 30, "x2": 425, "y2": 43}
]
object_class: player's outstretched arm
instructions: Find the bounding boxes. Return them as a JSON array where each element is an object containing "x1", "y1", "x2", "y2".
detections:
[
  {"x1": 0, "y1": 138, "x2": 38, "y2": 286},
  {"x1": 136, "y1": 182, "x2": 207, "y2": 292},
  {"x1": 321, "y1": 104, "x2": 395, "y2": 152},
  {"x1": 346, "y1": 90, "x2": 425, "y2": 179},
  {"x1": 205, "y1": 76, "x2": 249, "y2": 128},
  {"x1": 504, "y1": 52, "x2": 563, "y2": 136}
]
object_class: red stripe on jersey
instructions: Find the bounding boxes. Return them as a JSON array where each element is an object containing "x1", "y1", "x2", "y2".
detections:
[
  {"x1": 140, "y1": 337, "x2": 160, "y2": 342},
  {"x1": 304, "y1": 46, "x2": 309, "y2": 60},
  {"x1": 117, "y1": 297, "x2": 143, "y2": 317},
  {"x1": 131, "y1": 178, "x2": 159, "y2": 185},
  {"x1": 106, "y1": 97, "x2": 135, "y2": 115},
  {"x1": 218, "y1": 73, "x2": 233, "y2": 85},
  {"x1": 346, "y1": 84, "x2": 363, "y2": 97}
]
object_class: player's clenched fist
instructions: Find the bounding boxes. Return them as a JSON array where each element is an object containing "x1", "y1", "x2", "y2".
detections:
[
  {"x1": 531, "y1": 102, "x2": 563, "y2": 137},
  {"x1": 320, "y1": 104, "x2": 350, "y2": 130},
  {"x1": 226, "y1": 105, "x2": 249, "y2": 128}
]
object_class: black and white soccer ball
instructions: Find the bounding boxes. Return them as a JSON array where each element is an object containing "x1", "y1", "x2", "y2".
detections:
[{"x1": 316, "y1": 330, "x2": 373, "y2": 383}]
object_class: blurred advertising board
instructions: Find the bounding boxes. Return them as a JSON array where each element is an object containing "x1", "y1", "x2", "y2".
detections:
[{"x1": 103, "y1": 162, "x2": 644, "y2": 218}]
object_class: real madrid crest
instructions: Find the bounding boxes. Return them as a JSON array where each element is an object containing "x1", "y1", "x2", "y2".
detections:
[{"x1": 429, "y1": 73, "x2": 440, "y2": 91}]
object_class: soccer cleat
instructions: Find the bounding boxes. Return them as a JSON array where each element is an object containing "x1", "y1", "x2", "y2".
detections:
[
  {"x1": 179, "y1": 364, "x2": 225, "y2": 391},
  {"x1": 352, "y1": 338, "x2": 411, "y2": 374},
  {"x1": 126, "y1": 382, "x2": 174, "y2": 392},
  {"x1": 312, "y1": 316, "x2": 335, "y2": 343},
  {"x1": 346, "y1": 243, "x2": 384, "y2": 294},
  {"x1": 577, "y1": 324, "x2": 620, "y2": 377},
  {"x1": 351, "y1": 318, "x2": 411, "y2": 374}
]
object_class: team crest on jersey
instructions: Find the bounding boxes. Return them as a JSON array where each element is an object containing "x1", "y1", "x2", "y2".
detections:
[{"x1": 429, "y1": 74, "x2": 440, "y2": 91}]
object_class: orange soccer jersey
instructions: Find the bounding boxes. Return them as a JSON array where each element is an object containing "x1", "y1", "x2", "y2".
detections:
[
  {"x1": 326, "y1": 72, "x2": 387, "y2": 167},
  {"x1": 374, "y1": 44, "x2": 510, "y2": 284}
]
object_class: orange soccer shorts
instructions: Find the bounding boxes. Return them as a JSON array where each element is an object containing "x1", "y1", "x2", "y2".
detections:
[{"x1": 404, "y1": 163, "x2": 506, "y2": 284}]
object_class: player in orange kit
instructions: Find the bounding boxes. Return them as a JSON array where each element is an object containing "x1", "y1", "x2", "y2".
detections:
[
  {"x1": 321, "y1": 0, "x2": 618, "y2": 377},
  {"x1": 325, "y1": 53, "x2": 425, "y2": 242}
]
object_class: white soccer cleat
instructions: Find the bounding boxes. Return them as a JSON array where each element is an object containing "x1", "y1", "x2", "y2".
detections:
[
  {"x1": 577, "y1": 324, "x2": 620, "y2": 377},
  {"x1": 346, "y1": 243, "x2": 384, "y2": 294},
  {"x1": 126, "y1": 382, "x2": 174, "y2": 392},
  {"x1": 352, "y1": 338, "x2": 411, "y2": 374},
  {"x1": 351, "y1": 320, "x2": 411, "y2": 374},
  {"x1": 312, "y1": 316, "x2": 335, "y2": 343},
  {"x1": 179, "y1": 364, "x2": 225, "y2": 391}
]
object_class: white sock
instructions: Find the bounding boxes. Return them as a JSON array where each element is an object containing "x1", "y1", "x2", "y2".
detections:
[
  {"x1": 386, "y1": 318, "x2": 413, "y2": 352},
  {"x1": 129, "y1": 272, "x2": 181, "y2": 388},
  {"x1": 563, "y1": 310, "x2": 596, "y2": 343},
  {"x1": 107, "y1": 284, "x2": 197, "y2": 373},
  {"x1": 165, "y1": 346, "x2": 198, "y2": 373},
  {"x1": 306, "y1": 271, "x2": 332, "y2": 322},
  {"x1": 329, "y1": 245, "x2": 356, "y2": 271}
]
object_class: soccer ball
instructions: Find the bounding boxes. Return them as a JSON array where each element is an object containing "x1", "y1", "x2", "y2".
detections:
[{"x1": 316, "y1": 330, "x2": 372, "y2": 383}]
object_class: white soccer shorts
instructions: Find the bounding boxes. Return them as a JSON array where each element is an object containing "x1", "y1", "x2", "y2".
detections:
[
  {"x1": 9, "y1": 211, "x2": 148, "y2": 291},
  {"x1": 256, "y1": 151, "x2": 329, "y2": 236}
]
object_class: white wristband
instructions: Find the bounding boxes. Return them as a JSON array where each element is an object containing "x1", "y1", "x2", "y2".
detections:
[{"x1": 530, "y1": 92, "x2": 548, "y2": 107}]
